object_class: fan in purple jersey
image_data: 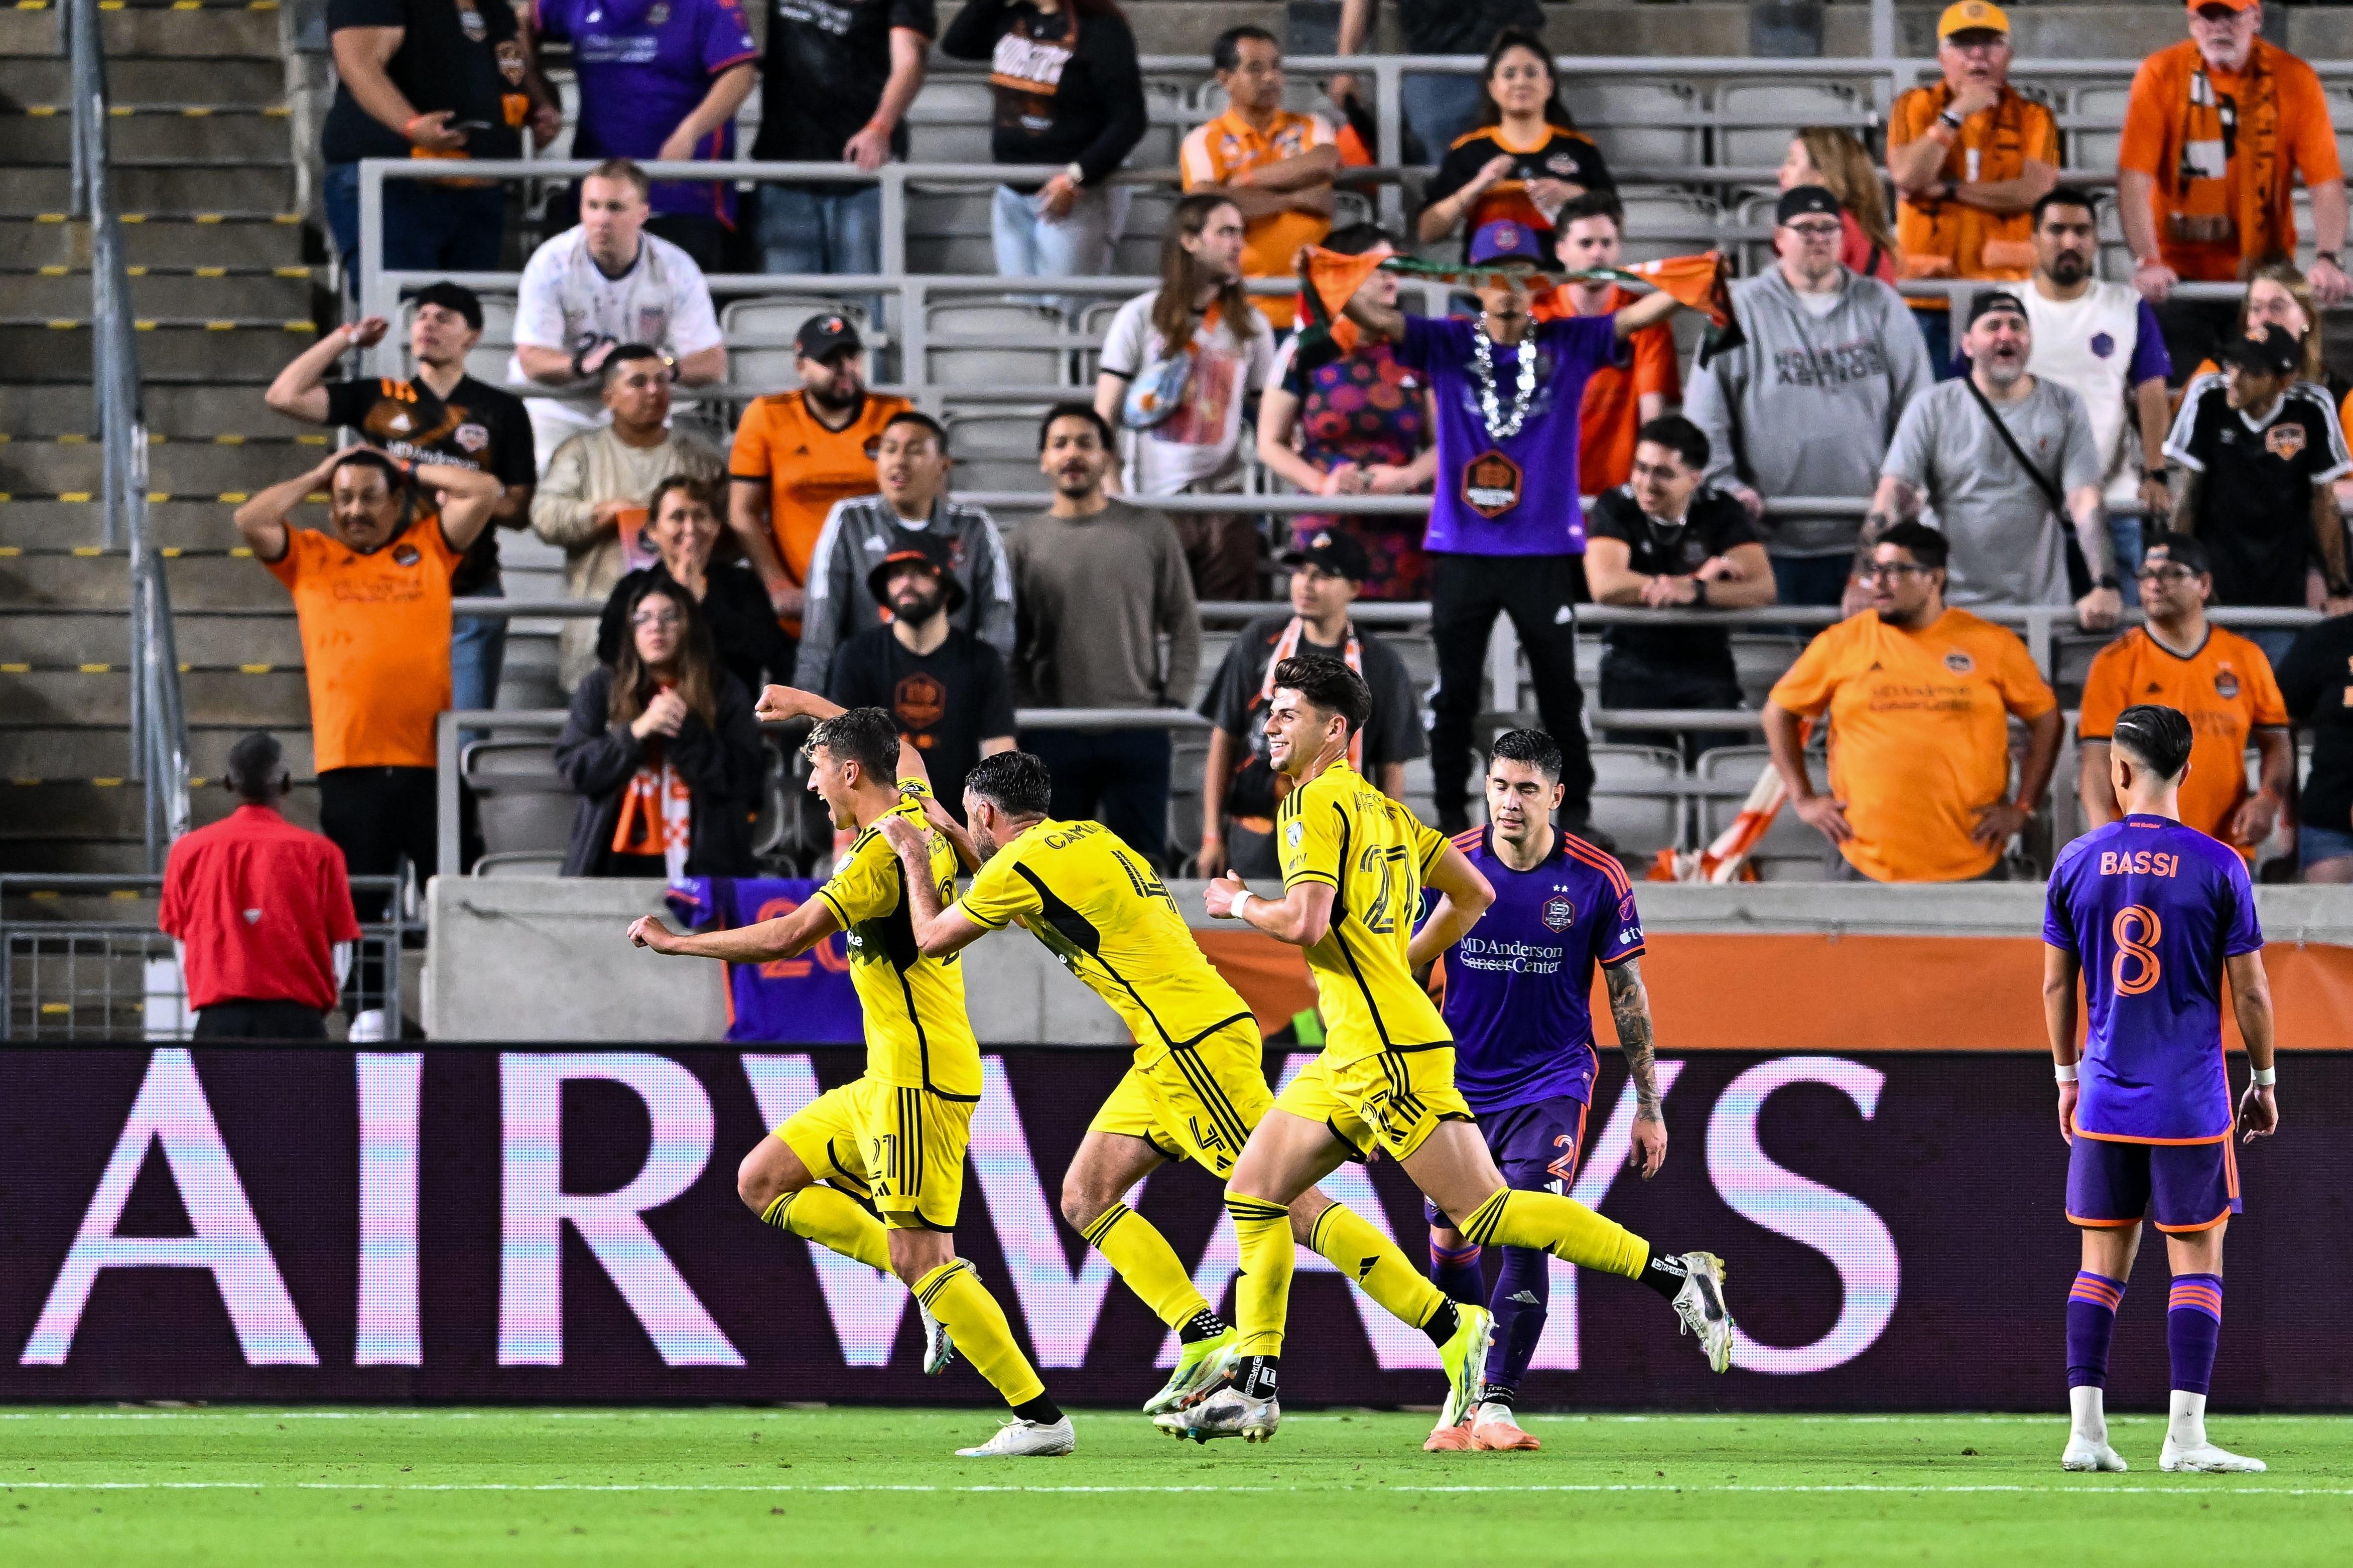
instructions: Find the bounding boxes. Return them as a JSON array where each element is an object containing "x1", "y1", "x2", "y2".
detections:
[
  {"x1": 1419, "y1": 728, "x2": 1672, "y2": 1454},
  {"x1": 2043, "y1": 703, "x2": 2280, "y2": 1477}
]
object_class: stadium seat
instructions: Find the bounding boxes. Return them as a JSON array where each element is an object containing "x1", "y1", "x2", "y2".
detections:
[
  {"x1": 2067, "y1": 83, "x2": 2132, "y2": 174},
  {"x1": 1697, "y1": 744, "x2": 1824, "y2": 873},
  {"x1": 462, "y1": 740, "x2": 577, "y2": 873},
  {"x1": 906, "y1": 184, "x2": 1000, "y2": 275},
  {"x1": 944, "y1": 409, "x2": 1056, "y2": 494},
  {"x1": 720, "y1": 297, "x2": 873, "y2": 391},
  {"x1": 1560, "y1": 80, "x2": 1702, "y2": 170},
  {"x1": 1588, "y1": 743, "x2": 1686, "y2": 861},
  {"x1": 1614, "y1": 191, "x2": 1721, "y2": 265},
  {"x1": 903, "y1": 81, "x2": 996, "y2": 165},
  {"x1": 924, "y1": 300, "x2": 1069, "y2": 388},
  {"x1": 1711, "y1": 82, "x2": 1868, "y2": 170}
]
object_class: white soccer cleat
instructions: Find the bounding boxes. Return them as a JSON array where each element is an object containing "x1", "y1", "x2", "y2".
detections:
[
  {"x1": 348, "y1": 1008, "x2": 388, "y2": 1043},
  {"x1": 2159, "y1": 1437, "x2": 2266, "y2": 1474},
  {"x1": 918, "y1": 1299, "x2": 956, "y2": 1376},
  {"x1": 1669, "y1": 1251, "x2": 1735, "y2": 1373},
  {"x1": 2060, "y1": 1435, "x2": 2129, "y2": 1472},
  {"x1": 953, "y1": 1415, "x2": 1075, "y2": 1458},
  {"x1": 1142, "y1": 1328, "x2": 1235, "y2": 1415},
  {"x1": 1153, "y1": 1386, "x2": 1280, "y2": 1445}
]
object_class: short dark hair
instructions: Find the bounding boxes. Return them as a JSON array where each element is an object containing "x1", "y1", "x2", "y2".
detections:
[
  {"x1": 802, "y1": 706, "x2": 901, "y2": 784},
  {"x1": 1212, "y1": 23, "x2": 1278, "y2": 73},
  {"x1": 224, "y1": 731, "x2": 288, "y2": 804},
  {"x1": 1273, "y1": 653, "x2": 1372, "y2": 736},
  {"x1": 2112, "y1": 703, "x2": 2195, "y2": 781},
  {"x1": 646, "y1": 473, "x2": 717, "y2": 521},
  {"x1": 1634, "y1": 414, "x2": 1709, "y2": 472},
  {"x1": 1553, "y1": 190, "x2": 1625, "y2": 234},
  {"x1": 1323, "y1": 221, "x2": 1401, "y2": 256},
  {"x1": 964, "y1": 750, "x2": 1053, "y2": 817},
  {"x1": 1488, "y1": 727, "x2": 1562, "y2": 783},
  {"x1": 602, "y1": 343, "x2": 665, "y2": 388},
  {"x1": 882, "y1": 409, "x2": 950, "y2": 452},
  {"x1": 2032, "y1": 185, "x2": 2100, "y2": 227},
  {"x1": 409, "y1": 280, "x2": 483, "y2": 332},
  {"x1": 1874, "y1": 520, "x2": 1949, "y2": 572},
  {"x1": 329, "y1": 447, "x2": 406, "y2": 489},
  {"x1": 1038, "y1": 401, "x2": 1114, "y2": 452}
]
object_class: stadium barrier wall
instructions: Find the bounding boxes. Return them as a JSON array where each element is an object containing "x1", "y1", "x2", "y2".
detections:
[{"x1": 3, "y1": 1046, "x2": 2345, "y2": 1410}]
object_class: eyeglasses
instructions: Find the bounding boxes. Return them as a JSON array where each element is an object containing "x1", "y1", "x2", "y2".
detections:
[
  {"x1": 630, "y1": 611, "x2": 684, "y2": 629},
  {"x1": 1855, "y1": 561, "x2": 1933, "y2": 583},
  {"x1": 1784, "y1": 221, "x2": 1842, "y2": 239},
  {"x1": 2136, "y1": 564, "x2": 2199, "y2": 584}
]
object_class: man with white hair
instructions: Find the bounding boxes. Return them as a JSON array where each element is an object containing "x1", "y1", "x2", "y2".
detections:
[{"x1": 1870, "y1": 289, "x2": 2120, "y2": 631}]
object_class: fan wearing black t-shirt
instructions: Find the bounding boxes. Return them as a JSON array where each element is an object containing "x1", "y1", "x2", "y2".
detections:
[
  {"x1": 2163, "y1": 326, "x2": 2353, "y2": 667},
  {"x1": 824, "y1": 536, "x2": 1017, "y2": 822},
  {"x1": 1582, "y1": 416, "x2": 1777, "y2": 762},
  {"x1": 753, "y1": 0, "x2": 938, "y2": 276},
  {"x1": 2275, "y1": 612, "x2": 2353, "y2": 882}
]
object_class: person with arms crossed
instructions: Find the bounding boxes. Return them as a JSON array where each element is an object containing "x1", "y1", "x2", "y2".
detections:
[
  {"x1": 233, "y1": 448, "x2": 502, "y2": 1040},
  {"x1": 2077, "y1": 533, "x2": 2291, "y2": 857},
  {"x1": 1418, "y1": 729, "x2": 1673, "y2": 1455},
  {"x1": 879, "y1": 748, "x2": 1494, "y2": 1424},
  {"x1": 1338, "y1": 216, "x2": 1704, "y2": 834},
  {"x1": 1156, "y1": 655, "x2": 1733, "y2": 1445},
  {"x1": 626, "y1": 707, "x2": 1073, "y2": 1458},
  {"x1": 2044, "y1": 702, "x2": 2279, "y2": 1475},
  {"x1": 1179, "y1": 27, "x2": 1337, "y2": 331}
]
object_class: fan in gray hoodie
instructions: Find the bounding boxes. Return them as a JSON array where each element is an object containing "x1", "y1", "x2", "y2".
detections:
[{"x1": 1683, "y1": 186, "x2": 1933, "y2": 585}]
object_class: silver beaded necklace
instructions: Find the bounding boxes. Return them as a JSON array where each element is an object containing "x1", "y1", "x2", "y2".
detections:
[{"x1": 1470, "y1": 317, "x2": 1538, "y2": 441}]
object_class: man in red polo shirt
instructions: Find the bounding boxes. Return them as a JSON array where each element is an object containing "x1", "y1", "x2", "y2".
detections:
[{"x1": 159, "y1": 732, "x2": 361, "y2": 1040}]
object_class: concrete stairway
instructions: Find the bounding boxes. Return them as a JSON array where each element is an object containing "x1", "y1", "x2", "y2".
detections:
[{"x1": 0, "y1": 0, "x2": 323, "y2": 874}]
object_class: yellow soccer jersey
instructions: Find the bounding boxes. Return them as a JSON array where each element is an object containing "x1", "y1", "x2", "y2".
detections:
[
  {"x1": 1277, "y1": 761, "x2": 1452, "y2": 1066},
  {"x1": 814, "y1": 790, "x2": 982, "y2": 1099},
  {"x1": 953, "y1": 818, "x2": 1254, "y2": 1068}
]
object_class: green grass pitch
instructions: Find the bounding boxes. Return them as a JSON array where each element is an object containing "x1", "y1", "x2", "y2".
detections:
[{"x1": 4, "y1": 1407, "x2": 2349, "y2": 1566}]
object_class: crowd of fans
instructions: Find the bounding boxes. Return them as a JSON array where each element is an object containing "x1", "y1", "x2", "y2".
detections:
[{"x1": 258, "y1": 0, "x2": 2353, "y2": 901}]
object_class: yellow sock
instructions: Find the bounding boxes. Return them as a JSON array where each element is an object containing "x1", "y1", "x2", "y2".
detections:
[
  {"x1": 1081, "y1": 1202, "x2": 1212, "y2": 1330},
  {"x1": 762, "y1": 1186, "x2": 890, "y2": 1272},
  {"x1": 1305, "y1": 1202, "x2": 1451, "y2": 1332},
  {"x1": 1225, "y1": 1193, "x2": 1293, "y2": 1356},
  {"x1": 1460, "y1": 1188, "x2": 1649, "y2": 1280},
  {"x1": 913, "y1": 1259, "x2": 1047, "y2": 1408}
]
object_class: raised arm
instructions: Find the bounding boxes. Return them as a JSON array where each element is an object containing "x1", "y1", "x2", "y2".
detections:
[
  {"x1": 421, "y1": 459, "x2": 503, "y2": 552},
  {"x1": 627, "y1": 896, "x2": 840, "y2": 963},
  {"x1": 1611, "y1": 288, "x2": 1685, "y2": 341},
  {"x1": 1341, "y1": 286, "x2": 1407, "y2": 343},
  {"x1": 265, "y1": 317, "x2": 385, "y2": 423},
  {"x1": 1603, "y1": 956, "x2": 1668, "y2": 1178},
  {"x1": 233, "y1": 453, "x2": 346, "y2": 560},
  {"x1": 1404, "y1": 843, "x2": 1496, "y2": 969}
]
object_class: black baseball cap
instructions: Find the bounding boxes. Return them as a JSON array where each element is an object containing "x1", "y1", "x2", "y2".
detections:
[
  {"x1": 409, "y1": 280, "x2": 483, "y2": 331},
  {"x1": 865, "y1": 533, "x2": 968, "y2": 614},
  {"x1": 2219, "y1": 324, "x2": 2300, "y2": 376},
  {"x1": 1776, "y1": 185, "x2": 1843, "y2": 224},
  {"x1": 2140, "y1": 532, "x2": 2211, "y2": 577},
  {"x1": 796, "y1": 312, "x2": 863, "y2": 361},
  {"x1": 1967, "y1": 289, "x2": 2029, "y2": 327},
  {"x1": 1279, "y1": 530, "x2": 1371, "y2": 583}
]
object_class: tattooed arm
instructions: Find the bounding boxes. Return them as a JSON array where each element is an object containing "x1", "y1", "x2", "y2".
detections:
[{"x1": 1605, "y1": 957, "x2": 1668, "y2": 1179}]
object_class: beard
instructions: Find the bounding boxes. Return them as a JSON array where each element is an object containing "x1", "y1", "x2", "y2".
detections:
[
  {"x1": 807, "y1": 375, "x2": 859, "y2": 412},
  {"x1": 2046, "y1": 251, "x2": 2089, "y2": 287},
  {"x1": 891, "y1": 585, "x2": 946, "y2": 624}
]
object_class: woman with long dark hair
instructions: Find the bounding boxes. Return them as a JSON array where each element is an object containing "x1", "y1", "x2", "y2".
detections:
[
  {"x1": 595, "y1": 474, "x2": 792, "y2": 698},
  {"x1": 555, "y1": 578, "x2": 762, "y2": 878},
  {"x1": 1417, "y1": 29, "x2": 1614, "y2": 260},
  {"x1": 1093, "y1": 192, "x2": 1276, "y2": 596}
]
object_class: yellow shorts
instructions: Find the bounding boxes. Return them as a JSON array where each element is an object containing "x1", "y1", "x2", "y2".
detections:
[
  {"x1": 1087, "y1": 1023, "x2": 1273, "y2": 1179},
  {"x1": 1273, "y1": 1047, "x2": 1473, "y2": 1162},
  {"x1": 777, "y1": 1075, "x2": 976, "y2": 1232}
]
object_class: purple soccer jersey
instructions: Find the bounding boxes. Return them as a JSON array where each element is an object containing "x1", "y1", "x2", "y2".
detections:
[
  {"x1": 534, "y1": 0, "x2": 758, "y2": 222},
  {"x1": 1438, "y1": 826, "x2": 1644, "y2": 1116},
  {"x1": 666, "y1": 876, "x2": 861, "y2": 1044},
  {"x1": 1394, "y1": 313, "x2": 1625, "y2": 556},
  {"x1": 2043, "y1": 814, "x2": 2263, "y2": 1143}
]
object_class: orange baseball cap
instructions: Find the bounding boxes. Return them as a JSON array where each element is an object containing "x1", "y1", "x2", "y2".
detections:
[
  {"x1": 1937, "y1": 1, "x2": 2010, "y2": 38},
  {"x1": 2186, "y1": 0, "x2": 2258, "y2": 12}
]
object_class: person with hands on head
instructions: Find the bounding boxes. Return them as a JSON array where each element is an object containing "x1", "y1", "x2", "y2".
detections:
[
  {"x1": 2042, "y1": 701, "x2": 2277, "y2": 1478},
  {"x1": 234, "y1": 446, "x2": 502, "y2": 1041},
  {"x1": 1762, "y1": 523, "x2": 2064, "y2": 882}
]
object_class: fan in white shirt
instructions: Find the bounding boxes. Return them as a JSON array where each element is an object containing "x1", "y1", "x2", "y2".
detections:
[{"x1": 510, "y1": 160, "x2": 728, "y2": 465}]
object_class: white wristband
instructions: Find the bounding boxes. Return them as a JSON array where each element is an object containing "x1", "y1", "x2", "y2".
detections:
[
  {"x1": 2251, "y1": 1065, "x2": 2277, "y2": 1087},
  {"x1": 1230, "y1": 889, "x2": 1253, "y2": 923},
  {"x1": 2054, "y1": 1062, "x2": 2078, "y2": 1083}
]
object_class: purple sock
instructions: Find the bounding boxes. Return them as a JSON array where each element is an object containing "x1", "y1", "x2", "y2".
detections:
[
  {"x1": 2168, "y1": 1274, "x2": 2224, "y2": 1396},
  {"x1": 1482, "y1": 1245, "x2": 1549, "y2": 1396},
  {"x1": 2065, "y1": 1270, "x2": 2127, "y2": 1388},
  {"x1": 1429, "y1": 1237, "x2": 1484, "y2": 1307}
]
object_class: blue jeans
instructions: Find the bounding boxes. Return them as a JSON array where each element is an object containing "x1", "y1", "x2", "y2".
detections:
[
  {"x1": 2300, "y1": 822, "x2": 2353, "y2": 874},
  {"x1": 1401, "y1": 72, "x2": 1484, "y2": 164},
  {"x1": 2108, "y1": 512, "x2": 2145, "y2": 609},
  {"x1": 992, "y1": 182, "x2": 1128, "y2": 313},
  {"x1": 1916, "y1": 308, "x2": 1961, "y2": 381},
  {"x1": 757, "y1": 184, "x2": 882, "y2": 276},
  {"x1": 323, "y1": 163, "x2": 506, "y2": 293},
  {"x1": 2246, "y1": 628, "x2": 2300, "y2": 672},
  {"x1": 450, "y1": 576, "x2": 507, "y2": 748},
  {"x1": 1771, "y1": 552, "x2": 1853, "y2": 607}
]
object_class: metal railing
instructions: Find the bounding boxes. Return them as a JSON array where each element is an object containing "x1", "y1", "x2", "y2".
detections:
[
  {"x1": 61, "y1": 0, "x2": 188, "y2": 871},
  {"x1": 1, "y1": 875, "x2": 413, "y2": 1042}
]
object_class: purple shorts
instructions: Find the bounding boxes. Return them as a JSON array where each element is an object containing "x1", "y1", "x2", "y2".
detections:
[
  {"x1": 2066, "y1": 1134, "x2": 2241, "y2": 1234},
  {"x1": 1425, "y1": 1094, "x2": 1591, "y2": 1227}
]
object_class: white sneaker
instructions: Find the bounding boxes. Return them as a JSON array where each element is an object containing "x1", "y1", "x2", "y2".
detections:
[
  {"x1": 2060, "y1": 1435, "x2": 2129, "y2": 1472},
  {"x1": 918, "y1": 1299, "x2": 956, "y2": 1376},
  {"x1": 1153, "y1": 1385, "x2": 1280, "y2": 1445},
  {"x1": 348, "y1": 1009, "x2": 387, "y2": 1044},
  {"x1": 1669, "y1": 1250, "x2": 1735, "y2": 1372},
  {"x1": 2160, "y1": 1437, "x2": 2266, "y2": 1473},
  {"x1": 953, "y1": 1415, "x2": 1075, "y2": 1458},
  {"x1": 1142, "y1": 1328, "x2": 1235, "y2": 1415}
]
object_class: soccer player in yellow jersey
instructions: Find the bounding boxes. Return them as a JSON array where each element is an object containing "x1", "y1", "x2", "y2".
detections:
[
  {"x1": 625, "y1": 707, "x2": 1072, "y2": 1458},
  {"x1": 876, "y1": 749, "x2": 1492, "y2": 1422},
  {"x1": 1159, "y1": 655, "x2": 1736, "y2": 1445}
]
